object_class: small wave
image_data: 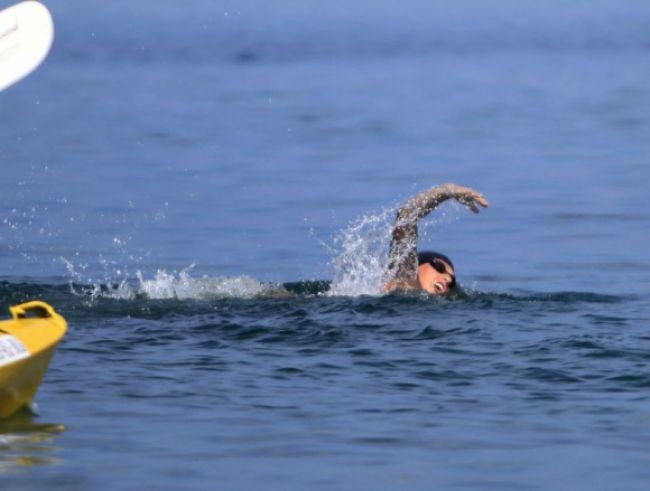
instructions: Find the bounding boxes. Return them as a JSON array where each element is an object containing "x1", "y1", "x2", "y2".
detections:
[{"x1": 492, "y1": 291, "x2": 626, "y2": 304}]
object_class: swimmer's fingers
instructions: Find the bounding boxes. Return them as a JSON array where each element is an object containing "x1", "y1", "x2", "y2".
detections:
[
  {"x1": 455, "y1": 190, "x2": 489, "y2": 214},
  {"x1": 472, "y1": 191, "x2": 489, "y2": 208},
  {"x1": 464, "y1": 200, "x2": 481, "y2": 214}
]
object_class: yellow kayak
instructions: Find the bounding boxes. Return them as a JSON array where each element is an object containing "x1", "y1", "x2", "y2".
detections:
[{"x1": 0, "y1": 301, "x2": 67, "y2": 418}]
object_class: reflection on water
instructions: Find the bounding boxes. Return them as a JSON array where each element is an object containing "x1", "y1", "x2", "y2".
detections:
[{"x1": 0, "y1": 409, "x2": 65, "y2": 473}]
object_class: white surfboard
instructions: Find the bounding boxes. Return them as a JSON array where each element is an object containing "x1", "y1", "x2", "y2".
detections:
[{"x1": 0, "y1": 1, "x2": 53, "y2": 92}]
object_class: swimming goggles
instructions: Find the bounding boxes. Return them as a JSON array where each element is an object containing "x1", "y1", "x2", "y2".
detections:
[{"x1": 429, "y1": 259, "x2": 457, "y2": 289}]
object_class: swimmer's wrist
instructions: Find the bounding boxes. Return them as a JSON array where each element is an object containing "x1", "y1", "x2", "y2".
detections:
[{"x1": 436, "y1": 183, "x2": 455, "y2": 200}]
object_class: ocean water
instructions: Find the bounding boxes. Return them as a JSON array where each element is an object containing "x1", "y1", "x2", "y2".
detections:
[{"x1": 2, "y1": 0, "x2": 650, "y2": 489}]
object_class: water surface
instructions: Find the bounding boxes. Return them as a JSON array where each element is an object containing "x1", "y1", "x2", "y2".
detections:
[{"x1": 2, "y1": 0, "x2": 650, "y2": 489}]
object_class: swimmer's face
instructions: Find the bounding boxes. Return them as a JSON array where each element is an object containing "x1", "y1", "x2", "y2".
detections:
[{"x1": 417, "y1": 260, "x2": 455, "y2": 295}]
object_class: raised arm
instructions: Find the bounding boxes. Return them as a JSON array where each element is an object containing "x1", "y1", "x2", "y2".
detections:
[{"x1": 386, "y1": 183, "x2": 488, "y2": 290}]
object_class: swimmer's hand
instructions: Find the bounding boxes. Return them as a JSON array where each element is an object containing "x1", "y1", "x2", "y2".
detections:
[{"x1": 439, "y1": 183, "x2": 489, "y2": 214}]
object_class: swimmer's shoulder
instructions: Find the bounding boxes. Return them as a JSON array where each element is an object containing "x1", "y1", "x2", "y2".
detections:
[{"x1": 384, "y1": 278, "x2": 419, "y2": 293}]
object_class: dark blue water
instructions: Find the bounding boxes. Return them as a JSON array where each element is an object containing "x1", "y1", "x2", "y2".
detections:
[{"x1": 2, "y1": 0, "x2": 650, "y2": 489}]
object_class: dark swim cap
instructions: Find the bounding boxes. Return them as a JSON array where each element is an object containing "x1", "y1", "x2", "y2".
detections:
[{"x1": 417, "y1": 251, "x2": 454, "y2": 271}]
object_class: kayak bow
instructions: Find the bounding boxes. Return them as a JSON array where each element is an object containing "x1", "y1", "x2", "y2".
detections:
[{"x1": 0, "y1": 301, "x2": 67, "y2": 418}]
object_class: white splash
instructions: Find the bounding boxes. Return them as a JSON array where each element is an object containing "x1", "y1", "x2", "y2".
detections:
[
  {"x1": 61, "y1": 258, "x2": 273, "y2": 301},
  {"x1": 134, "y1": 267, "x2": 267, "y2": 300},
  {"x1": 328, "y1": 207, "x2": 395, "y2": 296}
]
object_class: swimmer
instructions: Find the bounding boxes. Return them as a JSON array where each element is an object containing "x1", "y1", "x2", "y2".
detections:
[{"x1": 385, "y1": 183, "x2": 488, "y2": 294}]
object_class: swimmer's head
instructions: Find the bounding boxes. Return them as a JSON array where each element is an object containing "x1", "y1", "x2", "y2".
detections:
[{"x1": 417, "y1": 251, "x2": 456, "y2": 295}]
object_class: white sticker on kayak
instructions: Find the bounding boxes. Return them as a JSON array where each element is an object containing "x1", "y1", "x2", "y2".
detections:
[{"x1": 0, "y1": 335, "x2": 30, "y2": 367}]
